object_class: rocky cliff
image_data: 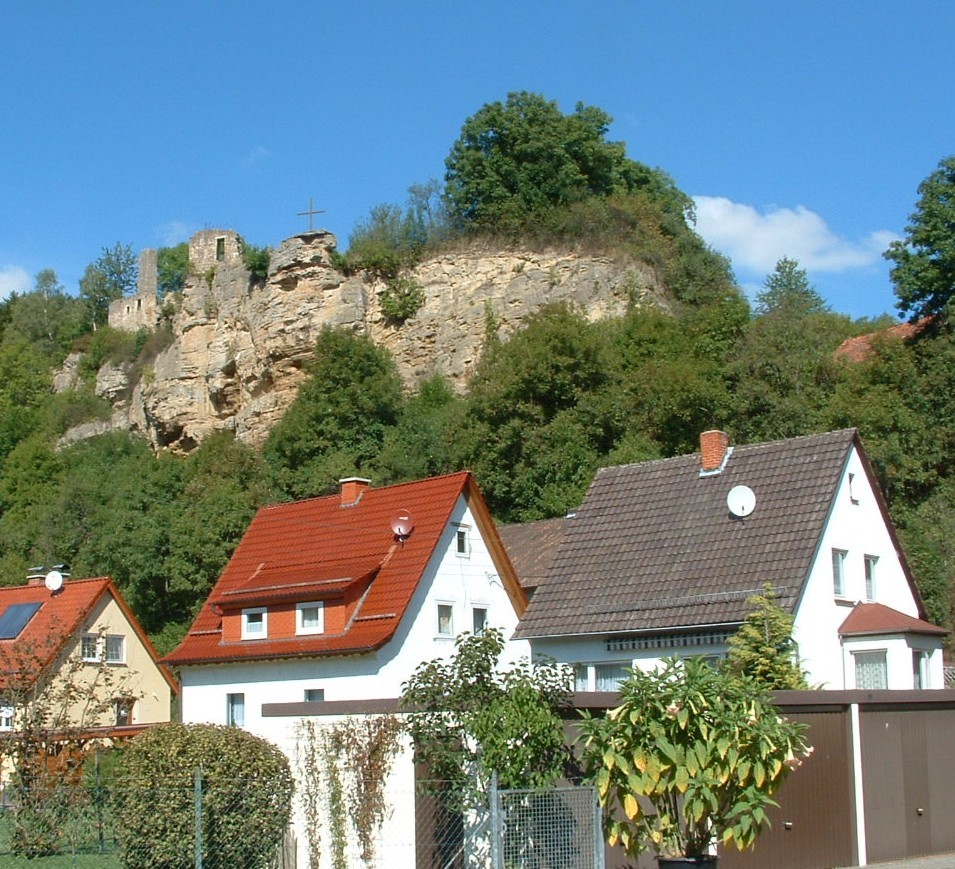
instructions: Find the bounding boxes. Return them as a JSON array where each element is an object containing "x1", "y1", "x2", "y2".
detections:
[{"x1": 56, "y1": 231, "x2": 666, "y2": 453}]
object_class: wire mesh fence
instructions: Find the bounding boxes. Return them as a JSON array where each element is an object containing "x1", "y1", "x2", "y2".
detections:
[
  {"x1": 0, "y1": 769, "x2": 295, "y2": 868},
  {"x1": 0, "y1": 772, "x2": 601, "y2": 868}
]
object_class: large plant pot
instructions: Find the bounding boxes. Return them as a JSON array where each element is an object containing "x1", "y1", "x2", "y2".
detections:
[{"x1": 657, "y1": 858, "x2": 718, "y2": 868}]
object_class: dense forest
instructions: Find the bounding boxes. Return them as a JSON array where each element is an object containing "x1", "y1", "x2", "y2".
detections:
[{"x1": 1, "y1": 93, "x2": 953, "y2": 655}]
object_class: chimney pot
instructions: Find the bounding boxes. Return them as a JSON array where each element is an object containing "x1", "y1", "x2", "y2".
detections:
[
  {"x1": 700, "y1": 430, "x2": 731, "y2": 472},
  {"x1": 340, "y1": 477, "x2": 371, "y2": 507}
]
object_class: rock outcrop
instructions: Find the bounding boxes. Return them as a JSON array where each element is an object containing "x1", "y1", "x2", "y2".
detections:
[{"x1": 57, "y1": 231, "x2": 665, "y2": 453}]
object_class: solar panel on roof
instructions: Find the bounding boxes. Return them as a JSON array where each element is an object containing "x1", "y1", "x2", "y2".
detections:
[{"x1": 0, "y1": 601, "x2": 42, "y2": 639}]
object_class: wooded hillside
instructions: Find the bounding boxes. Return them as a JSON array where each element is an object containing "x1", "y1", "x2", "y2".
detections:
[{"x1": 1, "y1": 94, "x2": 952, "y2": 655}]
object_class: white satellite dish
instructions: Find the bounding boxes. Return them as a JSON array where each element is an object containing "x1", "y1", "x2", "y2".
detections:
[
  {"x1": 390, "y1": 511, "x2": 415, "y2": 542},
  {"x1": 44, "y1": 570, "x2": 64, "y2": 593},
  {"x1": 726, "y1": 485, "x2": 756, "y2": 518}
]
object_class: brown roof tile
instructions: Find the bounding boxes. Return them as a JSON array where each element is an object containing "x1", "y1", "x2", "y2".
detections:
[
  {"x1": 839, "y1": 602, "x2": 947, "y2": 637},
  {"x1": 515, "y1": 430, "x2": 861, "y2": 639},
  {"x1": 499, "y1": 516, "x2": 571, "y2": 592}
]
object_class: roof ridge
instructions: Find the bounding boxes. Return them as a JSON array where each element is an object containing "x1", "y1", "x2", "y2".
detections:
[{"x1": 257, "y1": 470, "x2": 473, "y2": 511}]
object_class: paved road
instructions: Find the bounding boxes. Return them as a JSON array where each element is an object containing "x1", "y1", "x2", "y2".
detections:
[{"x1": 842, "y1": 855, "x2": 955, "y2": 868}]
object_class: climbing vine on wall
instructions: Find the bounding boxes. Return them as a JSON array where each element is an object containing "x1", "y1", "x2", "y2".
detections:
[{"x1": 296, "y1": 715, "x2": 404, "y2": 867}]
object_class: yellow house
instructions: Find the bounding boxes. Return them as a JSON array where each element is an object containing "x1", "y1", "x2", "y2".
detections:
[{"x1": 0, "y1": 576, "x2": 175, "y2": 741}]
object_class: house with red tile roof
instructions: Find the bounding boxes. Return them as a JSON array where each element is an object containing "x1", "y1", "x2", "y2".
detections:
[
  {"x1": 0, "y1": 575, "x2": 175, "y2": 741},
  {"x1": 164, "y1": 471, "x2": 528, "y2": 730},
  {"x1": 164, "y1": 472, "x2": 530, "y2": 867},
  {"x1": 515, "y1": 429, "x2": 947, "y2": 691}
]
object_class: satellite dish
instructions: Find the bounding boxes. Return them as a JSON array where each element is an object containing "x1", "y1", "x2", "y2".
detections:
[
  {"x1": 44, "y1": 570, "x2": 64, "y2": 593},
  {"x1": 726, "y1": 485, "x2": 756, "y2": 518},
  {"x1": 390, "y1": 511, "x2": 415, "y2": 541}
]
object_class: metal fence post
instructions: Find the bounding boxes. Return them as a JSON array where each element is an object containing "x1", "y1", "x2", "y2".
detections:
[
  {"x1": 489, "y1": 770, "x2": 501, "y2": 869},
  {"x1": 593, "y1": 786, "x2": 605, "y2": 869},
  {"x1": 194, "y1": 767, "x2": 203, "y2": 869}
]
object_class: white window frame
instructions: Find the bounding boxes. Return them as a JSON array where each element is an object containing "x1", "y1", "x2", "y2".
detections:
[
  {"x1": 848, "y1": 472, "x2": 860, "y2": 504},
  {"x1": 454, "y1": 524, "x2": 470, "y2": 557},
  {"x1": 436, "y1": 603, "x2": 454, "y2": 637},
  {"x1": 864, "y1": 555, "x2": 878, "y2": 601},
  {"x1": 241, "y1": 607, "x2": 268, "y2": 640},
  {"x1": 81, "y1": 634, "x2": 100, "y2": 662},
  {"x1": 574, "y1": 662, "x2": 631, "y2": 693},
  {"x1": 853, "y1": 649, "x2": 888, "y2": 689},
  {"x1": 226, "y1": 692, "x2": 245, "y2": 727},
  {"x1": 832, "y1": 548, "x2": 848, "y2": 597},
  {"x1": 296, "y1": 601, "x2": 325, "y2": 635},
  {"x1": 0, "y1": 705, "x2": 14, "y2": 731},
  {"x1": 471, "y1": 606, "x2": 488, "y2": 636},
  {"x1": 913, "y1": 649, "x2": 931, "y2": 689},
  {"x1": 105, "y1": 634, "x2": 125, "y2": 664}
]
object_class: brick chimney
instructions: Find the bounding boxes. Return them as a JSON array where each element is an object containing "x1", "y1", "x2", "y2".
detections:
[
  {"x1": 699, "y1": 430, "x2": 731, "y2": 473},
  {"x1": 340, "y1": 477, "x2": 370, "y2": 507}
]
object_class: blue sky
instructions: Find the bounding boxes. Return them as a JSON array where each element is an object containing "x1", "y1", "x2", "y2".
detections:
[{"x1": 2, "y1": 1, "x2": 953, "y2": 319}]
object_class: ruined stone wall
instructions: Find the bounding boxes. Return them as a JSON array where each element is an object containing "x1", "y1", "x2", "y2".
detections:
[
  {"x1": 107, "y1": 248, "x2": 160, "y2": 332},
  {"x1": 189, "y1": 229, "x2": 242, "y2": 274}
]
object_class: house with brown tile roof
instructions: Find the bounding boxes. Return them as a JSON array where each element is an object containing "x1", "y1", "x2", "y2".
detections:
[
  {"x1": 164, "y1": 471, "x2": 528, "y2": 729},
  {"x1": 515, "y1": 429, "x2": 947, "y2": 691},
  {"x1": 0, "y1": 575, "x2": 174, "y2": 744},
  {"x1": 499, "y1": 515, "x2": 570, "y2": 595}
]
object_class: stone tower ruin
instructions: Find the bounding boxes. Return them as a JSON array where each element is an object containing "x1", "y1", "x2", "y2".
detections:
[{"x1": 189, "y1": 229, "x2": 242, "y2": 274}]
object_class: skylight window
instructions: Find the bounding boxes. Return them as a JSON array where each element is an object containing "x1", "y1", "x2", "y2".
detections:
[{"x1": 0, "y1": 602, "x2": 41, "y2": 640}]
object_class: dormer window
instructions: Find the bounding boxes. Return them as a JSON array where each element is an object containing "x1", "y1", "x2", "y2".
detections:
[
  {"x1": 296, "y1": 601, "x2": 324, "y2": 635},
  {"x1": 241, "y1": 607, "x2": 268, "y2": 639}
]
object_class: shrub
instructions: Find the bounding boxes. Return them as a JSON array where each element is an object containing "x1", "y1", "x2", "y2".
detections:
[
  {"x1": 240, "y1": 241, "x2": 271, "y2": 282},
  {"x1": 379, "y1": 275, "x2": 426, "y2": 323},
  {"x1": 112, "y1": 723, "x2": 293, "y2": 869}
]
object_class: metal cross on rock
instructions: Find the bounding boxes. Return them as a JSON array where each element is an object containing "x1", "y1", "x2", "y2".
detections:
[{"x1": 297, "y1": 197, "x2": 325, "y2": 231}]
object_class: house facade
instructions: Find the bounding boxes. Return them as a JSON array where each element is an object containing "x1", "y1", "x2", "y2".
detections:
[
  {"x1": 0, "y1": 576, "x2": 174, "y2": 739},
  {"x1": 514, "y1": 429, "x2": 946, "y2": 692},
  {"x1": 165, "y1": 473, "x2": 528, "y2": 731},
  {"x1": 164, "y1": 472, "x2": 529, "y2": 866}
]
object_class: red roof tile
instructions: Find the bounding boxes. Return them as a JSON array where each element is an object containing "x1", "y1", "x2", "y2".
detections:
[
  {"x1": 835, "y1": 317, "x2": 931, "y2": 363},
  {"x1": 839, "y1": 602, "x2": 947, "y2": 637},
  {"x1": 164, "y1": 472, "x2": 525, "y2": 667},
  {"x1": 0, "y1": 577, "x2": 175, "y2": 694}
]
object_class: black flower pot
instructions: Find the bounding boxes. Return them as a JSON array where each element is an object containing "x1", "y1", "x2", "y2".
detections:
[{"x1": 657, "y1": 857, "x2": 718, "y2": 868}]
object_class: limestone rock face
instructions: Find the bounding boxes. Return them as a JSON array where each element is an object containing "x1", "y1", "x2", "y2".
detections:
[{"x1": 59, "y1": 231, "x2": 665, "y2": 454}]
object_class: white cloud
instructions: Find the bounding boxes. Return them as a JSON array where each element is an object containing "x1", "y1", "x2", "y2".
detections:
[
  {"x1": 692, "y1": 196, "x2": 897, "y2": 275},
  {"x1": 156, "y1": 221, "x2": 192, "y2": 246},
  {"x1": 0, "y1": 265, "x2": 31, "y2": 299},
  {"x1": 243, "y1": 145, "x2": 271, "y2": 166}
]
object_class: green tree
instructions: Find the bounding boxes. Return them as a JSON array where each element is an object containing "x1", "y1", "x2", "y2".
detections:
[
  {"x1": 401, "y1": 628, "x2": 571, "y2": 805},
  {"x1": 444, "y1": 91, "x2": 684, "y2": 234},
  {"x1": 376, "y1": 374, "x2": 463, "y2": 484},
  {"x1": 157, "y1": 242, "x2": 190, "y2": 296},
  {"x1": 79, "y1": 242, "x2": 138, "y2": 327},
  {"x1": 113, "y1": 723, "x2": 294, "y2": 869},
  {"x1": 723, "y1": 584, "x2": 808, "y2": 690},
  {"x1": 96, "y1": 242, "x2": 138, "y2": 297},
  {"x1": 885, "y1": 155, "x2": 955, "y2": 322},
  {"x1": 455, "y1": 304, "x2": 618, "y2": 520},
  {"x1": 9, "y1": 270, "x2": 88, "y2": 355},
  {"x1": 756, "y1": 257, "x2": 828, "y2": 317},
  {"x1": 78, "y1": 263, "x2": 112, "y2": 328},
  {"x1": 263, "y1": 327, "x2": 403, "y2": 499}
]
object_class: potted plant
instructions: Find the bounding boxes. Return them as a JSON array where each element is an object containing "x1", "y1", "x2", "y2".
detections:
[{"x1": 578, "y1": 656, "x2": 811, "y2": 866}]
